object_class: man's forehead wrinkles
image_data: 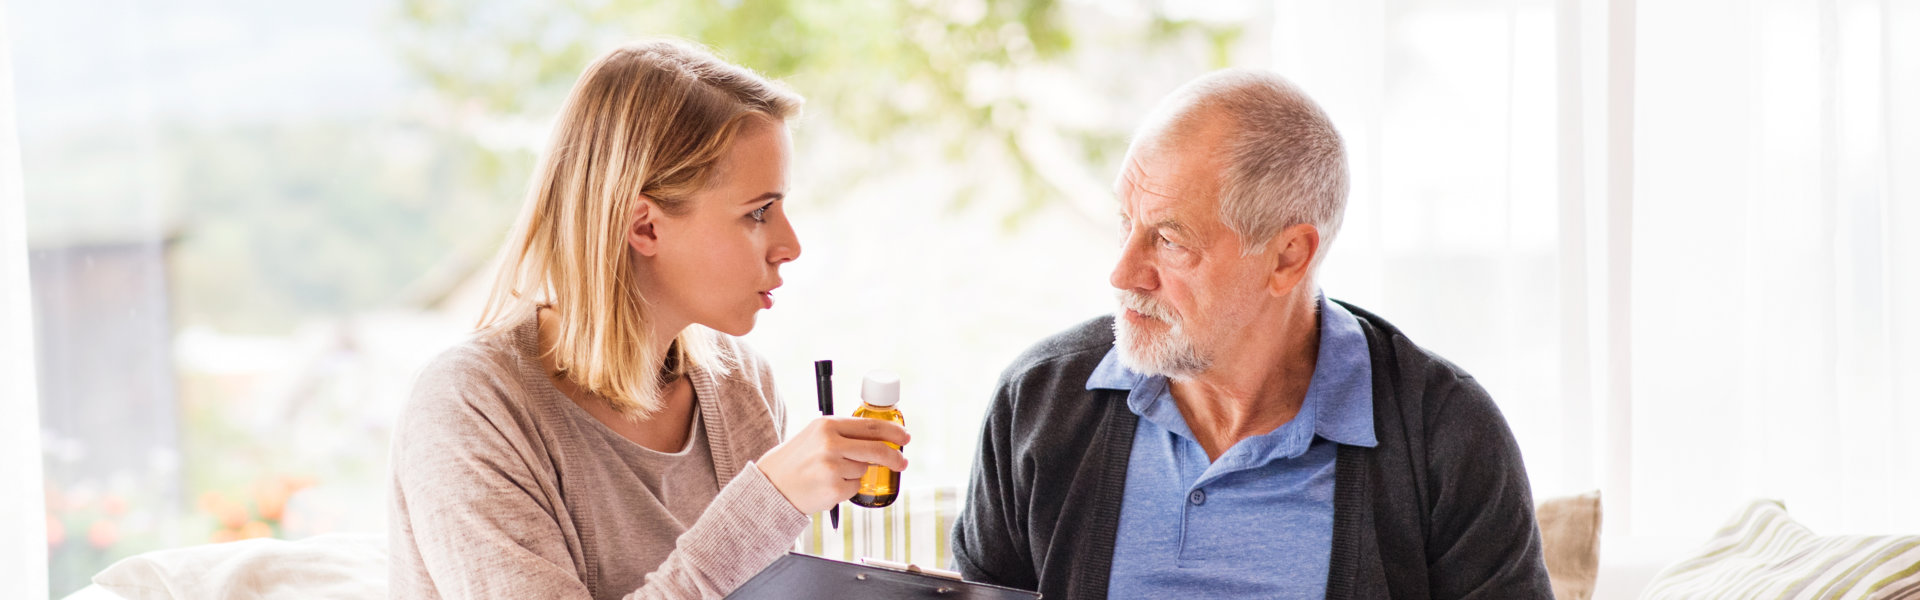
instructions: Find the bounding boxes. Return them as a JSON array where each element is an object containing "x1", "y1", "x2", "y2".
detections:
[{"x1": 1120, "y1": 159, "x2": 1186, "y2": 202}]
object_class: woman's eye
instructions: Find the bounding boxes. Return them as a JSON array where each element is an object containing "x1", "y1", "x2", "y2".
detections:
[{"x1": 749, "y1": 204, "x2": 771, "y2": 223}]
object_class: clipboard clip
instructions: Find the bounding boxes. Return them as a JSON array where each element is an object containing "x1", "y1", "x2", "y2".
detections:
[{"x1": 856, "y1": 557, "x2": 964, "y2": 581}]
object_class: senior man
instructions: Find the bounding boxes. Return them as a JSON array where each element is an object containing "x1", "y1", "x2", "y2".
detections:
[{"x1": 951, "y1": 69, "x2": 1553, "y2": 599}]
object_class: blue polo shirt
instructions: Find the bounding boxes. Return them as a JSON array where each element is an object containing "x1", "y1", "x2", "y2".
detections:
[{"x1": 1094, "y1": 294, "x2": 1377, "y2": 599}]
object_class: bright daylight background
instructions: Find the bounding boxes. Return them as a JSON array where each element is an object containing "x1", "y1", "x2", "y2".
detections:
[{"x1": 2, "y1": 0, "x2": 1916, "y2": 597}]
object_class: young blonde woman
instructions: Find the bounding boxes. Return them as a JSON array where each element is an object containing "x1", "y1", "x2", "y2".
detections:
[{"x1": 387, "y1": 40, "x2": 910, "y2": 599}]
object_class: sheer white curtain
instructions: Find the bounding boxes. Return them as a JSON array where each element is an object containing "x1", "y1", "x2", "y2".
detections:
[
  {"x1": 1633, "y1": 0, "x2": 1920, "y2": 536},
  {"x1": 1272, "y1": 0, "x2": 1920, "y2": 538},
  {"x1": 1, "y1": 0, "x2": 53, "y2": 594},
  {"x1": 1270, "y1": 0, "x2": 1578, "y2": 503}
]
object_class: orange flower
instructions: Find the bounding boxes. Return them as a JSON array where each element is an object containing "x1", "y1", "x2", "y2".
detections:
[
  {"x1": 286, "y1": 475, "x2": 316, "y2": 492},
  {"x1": 102, "y1": 494, "x2": 129, "y2": 517},
  {"x1": 240, "y1": 520, "x2": 272, "y2": 540},
  {"x1": 255, "y1": 483, "x2": 291, "y2": 522},
  {"x1": 217, "y1": 502, "x2": 248, "y2": 530},
  {"x1": 210, "y1": 528, "x2": 240, "y2": 544},
  {"x1": 88, "y1": 520, "x2": 119, "y2": 549},
  {"x1": 199, "y1": 489, "x2": 253, "y2": 528},
  {"x1": 197, "y1": 490, "x2": 227, "y2": 514},
  {"x1": 46, "y1": 514, "x2": 64, "y2": 547}
]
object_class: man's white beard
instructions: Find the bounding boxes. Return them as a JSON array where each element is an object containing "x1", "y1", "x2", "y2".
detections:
[{"x1": 1112, "y1": 289, "x2": 1210, "y2": 377}]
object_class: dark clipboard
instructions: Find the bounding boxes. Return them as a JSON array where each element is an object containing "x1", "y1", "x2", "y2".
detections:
[{"x1": 724, "y1": 552, "x2": 1042, "y2": 599}]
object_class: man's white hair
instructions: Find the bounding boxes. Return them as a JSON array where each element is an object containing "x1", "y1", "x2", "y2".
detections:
[{"x1": 1140, "y1": 69, "x2": 1349, "y2": 265}]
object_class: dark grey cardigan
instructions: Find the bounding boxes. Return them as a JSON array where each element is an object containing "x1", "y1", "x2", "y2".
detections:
[{"x1": 950, "y1": 302, "x2": 1554, "y2": 599}]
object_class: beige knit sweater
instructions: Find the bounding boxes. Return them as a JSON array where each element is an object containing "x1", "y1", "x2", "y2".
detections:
[{"x1": 387, "y1": 317, "x2": 809, "y2": 599}]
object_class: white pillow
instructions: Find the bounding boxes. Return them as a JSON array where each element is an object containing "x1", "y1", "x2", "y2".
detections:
[
  {"x1": 58, "y1": 584, "x2": 129, "y2": 600},
  {"x1": 91, "y1": 533, "x2": 385, "y2": 600}
]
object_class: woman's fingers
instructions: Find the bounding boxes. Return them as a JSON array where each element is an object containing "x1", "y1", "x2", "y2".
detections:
[
  {"x1": 823, "y1": 417, "x2": 911, "y2": 447},
  {"x1": 835, "y1": 458, "x2": 875, "y2": 480},
  {"x1": 755, "y1": 417, "x2": 910, "y2": 514},
  {"x1": 835, "y1": 439, "x2": 908, "y2": 473}
]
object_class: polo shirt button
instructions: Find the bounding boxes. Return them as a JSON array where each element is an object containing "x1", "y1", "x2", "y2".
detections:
[{"x1": 1188, "y1": 489, "x2": 1206, "y2": 506}]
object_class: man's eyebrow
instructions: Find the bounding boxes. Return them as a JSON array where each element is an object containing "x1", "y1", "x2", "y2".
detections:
[
  {"x1": 1151, "y1": 219, "x2": 1192, "y2": 237},
  {"x1": 1118, "y1": 212, "x2": 1193, "y2": 238}
]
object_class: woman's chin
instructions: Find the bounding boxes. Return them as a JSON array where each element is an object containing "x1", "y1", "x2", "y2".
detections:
[{"x1": 707, "y1": 315, "x2": 757, "y2": 337}]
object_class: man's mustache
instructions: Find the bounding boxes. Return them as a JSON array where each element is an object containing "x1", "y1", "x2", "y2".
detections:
[{"x1": 1114, "y1": 290, "x2": 1178, "y2": 325}]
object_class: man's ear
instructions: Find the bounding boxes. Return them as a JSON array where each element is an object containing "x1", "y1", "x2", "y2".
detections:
[
  {"x1": 1267, "y1": 223, "x2": 1321, "y2": 297},
  {"x1": 627, "y1": 196, "x2": 662, "y2": 257}
]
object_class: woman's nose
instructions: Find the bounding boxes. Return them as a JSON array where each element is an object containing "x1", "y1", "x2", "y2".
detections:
[{"x1": 771, "y1": 214, "x2": 801, "y2": 264}]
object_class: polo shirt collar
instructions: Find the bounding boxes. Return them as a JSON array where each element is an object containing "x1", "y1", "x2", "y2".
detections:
[{"x1": 1085, "y1": 293, "x2": 1377, "y2": 449}]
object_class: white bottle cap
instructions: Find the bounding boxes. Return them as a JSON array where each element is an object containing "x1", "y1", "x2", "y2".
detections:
[{"x1": 862, "y1": 370, "x2": 900, "y2": 407}]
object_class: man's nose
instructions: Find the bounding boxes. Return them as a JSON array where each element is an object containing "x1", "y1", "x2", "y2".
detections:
[{"x1": 1109, "y1": 234, "x2": 1155, "y2": 292}]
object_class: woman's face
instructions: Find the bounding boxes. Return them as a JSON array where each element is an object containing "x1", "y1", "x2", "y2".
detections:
[{"x1": 636, "y1": 116, "x2": 800, "y2": 337}]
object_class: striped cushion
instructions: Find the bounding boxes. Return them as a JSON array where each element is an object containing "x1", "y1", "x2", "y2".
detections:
[{"x1": 1642, "y1": 500, "x2": 1920, "y2": 599}]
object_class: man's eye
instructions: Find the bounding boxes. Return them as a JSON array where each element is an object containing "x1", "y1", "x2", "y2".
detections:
[{"x1": 1158, "y1": 235, "x2": 1179, "y2": 249}]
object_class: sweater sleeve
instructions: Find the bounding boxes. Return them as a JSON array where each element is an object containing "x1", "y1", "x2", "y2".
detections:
[
  {"x1": 1422, "y1": 376, "x2": 1555, "y2": 599},
  {"x1": 388, "y1": 351, "x2": 808, "y2": 600},
  {"x1": 950, "y1": 372, "x2": 1039, "y2": 590},
  {"x1": 625, "y1": 463, "x2": 810, "y2": 599},
  {"x1": 387, "y1": 358, "x2": 596, "y2": 599}
]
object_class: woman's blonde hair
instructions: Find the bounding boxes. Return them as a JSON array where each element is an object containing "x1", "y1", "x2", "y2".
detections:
[{"x1": 477, "y1": 39, "x2": 802, "y2": 416}]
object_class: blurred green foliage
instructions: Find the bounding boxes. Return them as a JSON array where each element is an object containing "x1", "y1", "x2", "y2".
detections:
[
  {"x1": 396, "y1": 0, "x2": 1084, "y2": 137},
  {"x1": 393, "y1": 0, "x2": 1241, "y2": 238},
  {"x1": 22, "y1": 0, "x2": 1237, "y2": 335},
  {"x1": 163, "y1": 121, "x2": 515, "y2": 332}
]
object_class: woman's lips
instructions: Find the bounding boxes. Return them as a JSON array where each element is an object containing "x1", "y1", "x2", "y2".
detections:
[{"x1": 759, "y1": 291, "x2": 773, "y2": 309}]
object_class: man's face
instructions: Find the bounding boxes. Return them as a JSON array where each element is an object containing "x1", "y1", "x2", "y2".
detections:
[{"x1": 1109, "y1": 127, "x2": 1271, "y2": 377}]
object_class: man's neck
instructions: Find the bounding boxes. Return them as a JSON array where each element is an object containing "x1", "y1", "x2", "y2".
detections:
[{"x1": 1167, "y1": 296, "x2": 1321, "y2": 462}]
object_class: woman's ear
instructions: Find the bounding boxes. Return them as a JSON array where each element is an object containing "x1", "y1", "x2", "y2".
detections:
[{"x1": 627, "y1": 196, "x2": 662, "y2": 257}]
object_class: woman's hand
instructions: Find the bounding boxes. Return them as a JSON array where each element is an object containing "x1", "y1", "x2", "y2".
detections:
[{"x1": 755, "y1": 416, "x2": 910, "y2": 514}]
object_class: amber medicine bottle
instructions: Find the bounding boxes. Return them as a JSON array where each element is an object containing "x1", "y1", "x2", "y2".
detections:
[{"x1": 849, "y1": 371, "x2": 903, "y2": 508}]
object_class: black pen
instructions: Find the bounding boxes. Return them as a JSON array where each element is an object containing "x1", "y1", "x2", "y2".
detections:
[{"x1": 812, "y1": 360, "x2": 839, "y2": 529}]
